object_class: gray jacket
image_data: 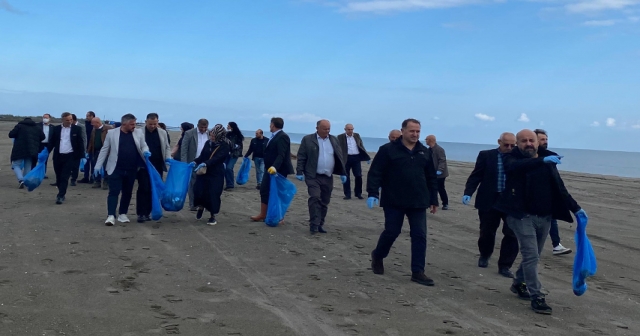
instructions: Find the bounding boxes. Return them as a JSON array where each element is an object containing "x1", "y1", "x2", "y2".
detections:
[
  {"x1": 430, "y1": 143, "x2": 449, "y2": 178},
  {"x1": 296, "y1": 133, "x2": 346, "y2": 179},
  {"x1": 180, "y1": 128, "x2": 208, "y2": 163}
]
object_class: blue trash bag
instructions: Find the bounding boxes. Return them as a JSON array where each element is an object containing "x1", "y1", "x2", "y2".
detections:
[
  {"x1": 79, "y1": 158, "x2": 87, "y2": 172},
  {"x1": 265, "y1": 173, "x2": 297, "y2": 227},
  {"x1": 23, "y1": 148, "x2": 49, "y2": 192},
  {"x1": 573, "y1": 215, "x2": 597, "y2": 296},
  {"x1": 236, "y1": 157, "x2": 252, "y2": 185},
  {"x1": 145, "y1": 157, "x2": 195, "y2": 220}
]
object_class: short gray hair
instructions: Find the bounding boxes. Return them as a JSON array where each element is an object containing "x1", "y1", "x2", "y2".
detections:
[{"x1": 121, "y1": 113, "x2": 137, "y2": 124}]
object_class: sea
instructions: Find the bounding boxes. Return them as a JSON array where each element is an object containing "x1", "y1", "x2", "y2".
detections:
[{"x1": 253, "y1": 131, "x2": 640, "y2": 179}]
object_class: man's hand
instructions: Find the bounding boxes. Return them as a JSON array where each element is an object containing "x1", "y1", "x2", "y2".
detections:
[
  {"x1": 340, "y1": 175, "x2": 347, "y2": 184},
  {"x1": 194, "y1": 163, "x2": 206, "y2": 172},
  {"x1": 143, "y1": 151, "x2": 151, "y2": 158},
  {"x1": 367, "y1": 160, "x2": 371, "y2": 165},
  {"x1": 430, "y1": 205, "x2": 438, "y2": 214},
  {"x1": 296, "y1": 175, "x2": 305, "y2": 181},
  {"x1": 575, "y1": 209, "x2": 588, "y2": 224},
  {"x1": 268, "y1": 166, "x2": 277, "y2": 175}
]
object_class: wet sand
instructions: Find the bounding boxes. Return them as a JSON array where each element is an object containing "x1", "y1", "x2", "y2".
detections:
[{"x1": 1, "y1": 121, "x2": 639, "y2": 335}]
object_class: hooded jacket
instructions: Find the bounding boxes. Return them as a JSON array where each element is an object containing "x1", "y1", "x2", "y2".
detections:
[{"x1": 9, "y1": 118, "x2": 45, "y2": 161}]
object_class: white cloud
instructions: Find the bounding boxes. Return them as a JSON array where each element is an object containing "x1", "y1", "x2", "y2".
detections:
[
  {"x1": 340, "y1": 0, "x2": 488, "y2": 13},
  {"x1": 632, "y1": 123, "x2": 640, "y2": 129},
  {"x1": 433, "y1": 116, "x2": 440, "y2": 120},
  {"x1": 606, "y1": 117, "x2": 616, "y2": 127},
  {"x1": 591, "y1": 121, "x2": 600, "y2": 126},
  {"x1": 566, "y1": 0, "x2": 640, "y2": 13},
  {"x1": 475, "y1": 113, "x2": 495, "y2": 121},
  {"x1": 518, "y1": 113, "x2": 530, "y2": 122},
  {"x1": 583, "y1": 19, "x2": 617, "y2": 26},
  {"x1": 261, "y1": 112, "x2": 324, "y2": 123}
]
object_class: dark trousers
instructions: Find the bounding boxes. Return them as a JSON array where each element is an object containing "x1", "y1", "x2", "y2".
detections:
[
  {"x1": 478, "y1": 208, "x2": 519, "y2": 269},
  {"x1": 90, "y1": 149, "x2": 103, "y2": 182},
  {"x1": 107, "y1": 168, "x2": 137, "y2": 216},
  {"x1": 437, "y1": 178, "x2": 449, "y2": 206},
  {"x1": 36, "y1": 143, "x2": 49, "y2": 174},
  {"x1": 549, "y1": 219, "x2": 560, "y2": 247},
  {"x1": 344, "y1": 155, "x2": 363, "y2": 197},
  {"x1": 53, "y1": 153, "x2": 76, "y2": 198},
  {"x1": 70, "y1": 157, "x2": 82, "y2": 182},
  {"x1": 372, "y1": 206, "x2": 427, "y2": 273},
  {"x1": 136, "y1": 168, "x2": 163, "y2": 217},
  {"x1": 306, "y1": 174, "x2": 333, "y2": 229}
]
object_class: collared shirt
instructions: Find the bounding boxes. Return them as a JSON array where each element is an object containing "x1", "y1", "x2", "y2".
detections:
[
  {"x1": 196, "y1": 131, "x2": 208, "y2": 158},
  {"x1": 59, "y1": 126, "x2": 73, "y2": 154},
  {"x1": 42, "y1": 124, "x2": 50, "y2": 143},
  {"x1": 346, "y1": 135, "x2": 359, "y2": 155},
  {"x1": 316, "y1": 134, "x2": 335, "y2": 177},
  {"x1": 267, "y1": 130, "x2": 282, "y2": 146},
  {"x1": 497, "y1": 151, "x2": 506, "y2": 192}
]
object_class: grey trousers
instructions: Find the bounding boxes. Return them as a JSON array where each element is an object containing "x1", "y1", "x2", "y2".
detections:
[
  {"x1": 306, "y1": 174, "x2": 333, "y2": 229},
  {"x1": 507, "y1": 214, "x2": 552, "y2": 298}
]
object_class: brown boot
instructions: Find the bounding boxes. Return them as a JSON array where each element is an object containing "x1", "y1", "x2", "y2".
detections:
[{"x1": 250, "y1": 203, "x2": 267, "y2": 222}]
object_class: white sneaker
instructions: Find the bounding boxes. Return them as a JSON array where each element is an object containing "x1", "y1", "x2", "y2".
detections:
[
  {"x1": 105, "y1": 215, "x2": 116, "y2": 226},
  {"x1": 553, "y1": 244, "x2": 572, "y2": 255},
  {"x1": 117, "y1": 214, "x2": 130, "y2": 223}
]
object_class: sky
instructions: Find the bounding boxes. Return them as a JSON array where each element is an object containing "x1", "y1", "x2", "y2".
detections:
[{"x1": 1, "y1": 0, "x2": 639, "y2": 151}]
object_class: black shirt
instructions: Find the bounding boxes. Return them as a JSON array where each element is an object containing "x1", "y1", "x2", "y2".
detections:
[
  {"x1": 525, "y1": 167, "x2": 554, "y2": 217},
  {"x1": 145, "y1": 128, "x2": 164, "y2": 172},
  {"x1": 116, "y1": 131, "x2": 138, "y2": 171}
]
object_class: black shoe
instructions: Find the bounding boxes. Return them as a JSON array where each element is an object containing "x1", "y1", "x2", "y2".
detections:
[
  {"x1": 256, "y1": 184, "x2": 261, "y2": 190},
  {"x1": 499, "y1": 268, "x2": 514, "y2": 278},
  {"x1": 18, "y1": 181, "x2": 24, "y2": 189},
  {"x1": 137, "y1": 215, "x2": 146, "y2": 223},
  {"x1": 144, "y1": 215, "x2": 152, "y2": 222},
  {"x1": 531, "y1": 297, "x2": 552, "y2": 315},
  {"x1": 70, "y1": 180, "x2": 77, "y2": 187},
  {"x1": 55, "y1": 196, "x2": 65, "y2": 205},
  {"x1": 318, "y1": 226, "x2": 327, "y2": 233},
  {"x1": 189, "y1": 206, "x2": 198, "y2": 211},
  {"x1": 343, "y1": 196, "x2": 351, "y2": 200},
  {"x1": 207, "y1": 216, "x2": 217, "y2": 226},
  {"x1": 510, "y1": 282, "x2": 531, "y2": 300},
  {"x1": 442, "y1": 204, "x2": 449, "y2": 210},
  {"x1": 44, "y1": 176, "x2": 49, "y2": 179},
  {"x1": 478, "y1": 256, "x2": 489, "y2": 268},
  {"x1": 196, "y1": 208, "x2": 204, "y2": 220},
  {"x1": 50, "y1": 183, "x2": 58, "y2": 186},
  {"x1": 78, "y1": 178, "x2": 90, "y2": 184},
  {"x1": 371, "y1": 252, "x2": 384, "y2": 275},
  {"x1": 224, "y1": 187, "x2": 234, "y2": 191},
  {"x1": 411, "y1": 272, "x2": 435, "y2": 286},
  {"x1": 310, "y1": 227, "x2": 318, "y2": 235},
  {"x1": 356, "y1": 195, "x2": 364, "y2": 200}
]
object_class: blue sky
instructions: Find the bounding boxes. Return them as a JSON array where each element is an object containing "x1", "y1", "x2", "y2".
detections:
[{"x1": 1, "y1": 0, "x2": 639, "y2": 151}]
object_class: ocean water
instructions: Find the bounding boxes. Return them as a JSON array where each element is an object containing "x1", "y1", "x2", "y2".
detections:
[{"x1": 257, "y1": 131, "x2": 640, "y2": 179}]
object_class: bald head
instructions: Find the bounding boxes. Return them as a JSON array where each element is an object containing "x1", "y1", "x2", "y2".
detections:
[
  {"x1": 344, "y1": 124, "x2": 354, "y2": 136},
  {"x1": 425, "y1": 135, "x2": 436, "y2": 147},
  {"x1": 516, "y1": 129, "x2": 538, "y2": 158},
  {"x1": 388, "y1": 129, "x2": 401, "y2": 142},
  {"x1": 498, "y1": 132, "x2": 516, "y2": 153},
  {"x1": 317, "y1": 119, "x2": 331, "y2": 138},
  {"x1": 91, "y1": 117, "x2": 103, "y2": 129}
]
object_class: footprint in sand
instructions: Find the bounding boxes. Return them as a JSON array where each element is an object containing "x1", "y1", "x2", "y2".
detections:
[
  {"x1": 61, "y1": 270, "x2": 83, "y2": 275},
  {"x1": 0, "y1": 280, "x2": 11, "y2": 286},
  {"x1": 163, "y1": 295, "x2": 183, "y2": 303},
  {"x1": 41, "y1": 259, "x2": 53, "y2": 265},
  {"x1": 308, "y1": 274, "x2": 321, "y2": 281}
]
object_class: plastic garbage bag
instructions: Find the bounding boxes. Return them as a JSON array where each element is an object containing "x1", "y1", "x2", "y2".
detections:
[
  {"x1": 79, "y1": 158, "x2": 87, "y2": 172},
  {"x1": 146, "y1": 157, "x2": 194, "y2": 220},
  {"x1": 236, "y1": 157, "x2": 252, "y2": 185},
  {"x1": 573, "y1": 215, "x2": 597, "y2": 296},
  {"x1": 265, "y1": 173, "x2": 297, "y2": 227},
  {"x1": 23, "y1": 148, "x2": 49, "y2": 192}
]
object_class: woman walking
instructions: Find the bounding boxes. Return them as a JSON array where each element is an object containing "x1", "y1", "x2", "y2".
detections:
[
  {"x1": 192, "y1": 124, "x2": 230, "y2": 225},
  {"x1": 224, "y1": 121, "x2": 244, "y2": 191},
  {"x1": 172, "y1": 122, "x2": 194, "y2": 160}
]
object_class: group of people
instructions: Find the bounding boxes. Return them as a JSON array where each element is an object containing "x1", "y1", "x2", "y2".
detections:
[{"x1": 9, "y1": 112, "x2": 586, "y2": 316}]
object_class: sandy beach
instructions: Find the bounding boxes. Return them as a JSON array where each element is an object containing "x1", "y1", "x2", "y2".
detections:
[{"x1": 1, "y1": 121, "x2": 639, "y2": 336}]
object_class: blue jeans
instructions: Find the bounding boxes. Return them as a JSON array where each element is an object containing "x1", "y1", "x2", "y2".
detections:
[
  {"x1": 254, "y1": 157, "x2": 265, "y2": 184},
  {"x1": 549, "y1": 219, "x2": 560, "y2": 247},
  {"x1": 12, "y1": 159, "x2": 33, "y2": 182},
  {"x1": 372, "y1": 206, "x2": 428, "y2": 273},
  {"x1": 224, "y1": 157, "x2": 239, "y2": 188}
]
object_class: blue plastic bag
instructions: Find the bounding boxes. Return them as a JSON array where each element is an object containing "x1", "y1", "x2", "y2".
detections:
[
  {"x1": 23, "y1": 148, "x2": 49, "y2": 192},
  {"x1": 79, "y1": 158, "x2": 87, "y2": 172},
  {"x1": 145, "y1": 157, "x2": 194, "y2": 220},
  {"x1": 573, "y1": 216, "x2": 597, "y2": 296},
  {"x1": 236, "y1": 157, "x2": 252, "y2": 185},
  {"x1": 265, "y1": 173, "x2": 297, "y2": 227}
]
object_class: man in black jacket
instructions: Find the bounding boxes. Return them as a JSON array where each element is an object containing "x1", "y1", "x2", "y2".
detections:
[
  {"x1": 462, "y1": 132, "x2": 519, "y2": 278},
  {"x1": 250, "y1": 117, "x2": 294, "y2": 222},
  {"x1": 9, "y1": 118, "x2": 45, "y2": 188},
  {"x1": 49, "y1": 112, "x2": 86, "y2": 204},
  {"x1": 366, "y1": 118, "x2": 439, "y2": 286},
  {"x1": 244, "y1": 129, "x2": 267, "y2": 189},
  {"x1": 495, "y1": 129, "x2": 587, "y2": 315},
  {"x1": 337, "y1": 124, "x2": 371, "y2": 200},
  {"x1": 36, "y1": 113, "x2": 54, "y2": 178},
  {"x1": 78, "y1": 111, "x2": 95, "y2": 183}
]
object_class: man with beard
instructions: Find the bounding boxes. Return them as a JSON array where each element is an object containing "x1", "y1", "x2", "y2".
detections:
[
  {"x1": 495, "y1": 129, "x2": 587, "y2": 315},
  {"x1": 534, "y1": 129, "x2": 572, "y2": 256}
]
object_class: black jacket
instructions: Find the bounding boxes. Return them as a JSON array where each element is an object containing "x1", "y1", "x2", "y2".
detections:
[
  {"x1": 264, "y1": 130, "x2": 294, "y2": 176},
  {"x1": 366, "y1": 138, "x2": 439, "y2": 209},
  {"x1": 194, "y1": 141, "x2": 230, "y2": 176},
  {"x1": 9, "y1": 118, "x2": 45, "y2": 161},
  {"x1": 48, "y1": 124, "x2": 86, "y2": 160},
  {"x1": 37, "y1": 122, "x2": 54, "y2": 144},
  {"x1": 463, "y1": 148, "x2": 503, "y2": 211},
  {"x1": 494, "y1": 147, "x2": 580, "y2": 222},
  {"x1": 244, "y1": 137, "x2": 266, "y2": 159},
  {"x1": 226, "y1": 133, "x2": 244, "y2": 159}
]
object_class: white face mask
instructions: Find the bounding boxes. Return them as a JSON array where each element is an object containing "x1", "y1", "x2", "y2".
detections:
[{"x1": 43, "y1": 118, "x2": 50, "y2": 123}]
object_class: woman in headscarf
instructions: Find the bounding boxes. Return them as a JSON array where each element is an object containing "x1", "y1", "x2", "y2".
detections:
[
  {"x1": 172, "y1": 122, "x2": 194, "y2": 159},
  {"x1": 223, "y1": 121, "x2": 244, "y2": 190},
  {"x1": 192, "y1": 124, "x2": 230, "y2": 225}
]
